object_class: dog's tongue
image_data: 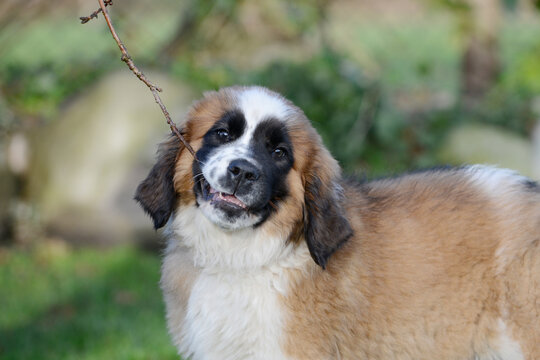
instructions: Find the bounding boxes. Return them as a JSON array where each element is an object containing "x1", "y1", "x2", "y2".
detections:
[{"x1": 209, "y1": 187, "x2": 247, "y2": 209}]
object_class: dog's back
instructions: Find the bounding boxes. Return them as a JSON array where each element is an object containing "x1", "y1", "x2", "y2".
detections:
[{"x1": 284, "y1": 165, "x2": 539, "y2": 359}]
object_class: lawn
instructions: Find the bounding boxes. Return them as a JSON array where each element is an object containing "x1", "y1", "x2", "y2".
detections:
[{"x1": 0, "y1": 244, "x2": 178, "y2": 360}]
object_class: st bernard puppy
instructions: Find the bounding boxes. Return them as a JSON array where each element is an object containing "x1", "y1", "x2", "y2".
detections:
[{"x1": 135, "y1": 86, "x2": 539, "y2": 360}]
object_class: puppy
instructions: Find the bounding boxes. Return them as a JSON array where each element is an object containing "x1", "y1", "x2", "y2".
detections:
[{"x1": 136, "y1": 86, "x2": 539, "y2": 360}]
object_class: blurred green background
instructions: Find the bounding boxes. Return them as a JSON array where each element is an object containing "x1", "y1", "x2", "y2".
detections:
[{"x1": 1, "y1": 0, "x2": 540, "y2": 358}]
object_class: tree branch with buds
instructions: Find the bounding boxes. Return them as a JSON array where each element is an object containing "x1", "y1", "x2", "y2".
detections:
[{"x1": 79, "y1": 0, "x2": 113, "y2": 24}]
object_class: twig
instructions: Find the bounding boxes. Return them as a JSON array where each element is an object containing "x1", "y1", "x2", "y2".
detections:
[
  {"x1": 80, "y1": 0, "x2": 197, "y2": 160},
  {"x1": 79, "y1": 0, "x2": 113, "y2": 24}
]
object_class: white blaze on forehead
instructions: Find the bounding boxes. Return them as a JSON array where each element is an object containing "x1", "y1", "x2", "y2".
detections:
[{"x1": 238, "y1": 87, "x2": 291, "y2": 130}]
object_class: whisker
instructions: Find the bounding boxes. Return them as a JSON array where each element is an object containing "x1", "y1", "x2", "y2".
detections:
[{"x1": 192, "y1": 175, "x2": 205, "y2": 184}]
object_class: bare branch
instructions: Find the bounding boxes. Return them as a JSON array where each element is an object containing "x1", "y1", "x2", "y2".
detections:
[
  {"x1": 80, "y1": 0, "x2": 113, "y2": 24},
  {"x1": 81, "y1": 0, "x2": 197, "y2": 159}
]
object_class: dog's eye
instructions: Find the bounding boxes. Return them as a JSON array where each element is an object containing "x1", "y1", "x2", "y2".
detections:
[
  {"x1": 216, "y1": 129, "x2": 230, "y2": 141},
  {"x1": 272, "y1": 147, "x2": 287, "y2": 159}
]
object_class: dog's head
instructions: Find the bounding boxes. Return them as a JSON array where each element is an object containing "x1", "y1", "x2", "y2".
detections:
[{"x1": 135, "y1": 86, "x2": 352, "y2": 268}]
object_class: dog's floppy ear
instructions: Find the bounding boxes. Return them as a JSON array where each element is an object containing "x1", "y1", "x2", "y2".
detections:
[
  {"x1": 303, "y1": 155, "x2": 353, "y2": 269},
  {"x1": 135, "y1": 135, "x2": 182, "y2": 229}
]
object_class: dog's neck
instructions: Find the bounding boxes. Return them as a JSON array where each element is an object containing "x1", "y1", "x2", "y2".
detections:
[
  {"x1": 163, "y1": 204, "x2": 311, "y2": 360},
  {"x1": 166, "y1": 204, "x2": 311, "y2": 271}
]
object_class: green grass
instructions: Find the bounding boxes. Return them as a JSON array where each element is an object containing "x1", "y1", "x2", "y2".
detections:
[{"x1": 0, "y1": 244, "x2": 178, "y2": 360}]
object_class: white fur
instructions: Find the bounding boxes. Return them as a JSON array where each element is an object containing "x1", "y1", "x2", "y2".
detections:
[
  {"x1": 477, "y1": 319, "x2": 524, "y2": 360},
  {"x1": 179, "y1": 267, "x2": 288, "y2": 360},
  {"x1": 465, "y1": 165, "x2": 529, "y2": 197},
  {"x1": 164, "y1": 206, "x2": 311, "y2": 359},
  {"x1": 238, "y1": 87, "x2": 292, "y2": 130},
  {"x1": 495, "y1": 319, "x2": 525, "y2": 360},
  {"x1": 465, "y1": 165, "x2": 532, "y2": 275},
  {"x1": 171, "y1": 205, "x2": 309, "y2": 269}
]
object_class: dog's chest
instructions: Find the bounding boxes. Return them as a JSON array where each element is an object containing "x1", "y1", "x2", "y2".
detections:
[{"x1": 179, "y1": 268, "x2": 289, "y2": 360}]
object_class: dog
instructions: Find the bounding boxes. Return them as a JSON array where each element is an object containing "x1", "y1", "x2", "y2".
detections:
[{"x1": 135, "y1": 86, "x2": 539, "y2": 360}]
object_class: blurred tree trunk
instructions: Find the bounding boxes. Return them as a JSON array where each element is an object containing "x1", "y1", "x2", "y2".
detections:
[
  {"x1": 460, "y1": 0, "x2": 502, "y2": 108},
  {"x1": 159, "y1": 1, "x2": 209, "y2": 62}
]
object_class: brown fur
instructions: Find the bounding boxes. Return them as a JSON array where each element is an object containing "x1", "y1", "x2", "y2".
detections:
[{"x1": 284, "y1": 171, "x2": 540, "y2": 359}]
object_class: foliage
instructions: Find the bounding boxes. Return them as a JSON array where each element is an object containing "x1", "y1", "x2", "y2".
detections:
[
  {"x1": 174, "y1": 47, "x2": 459, "y2": 174},
  {"x1": 0, "y1": 245, "x2": 177, "y2": 360},
  {"x1": 464, "y1": 22, "x2": 540, "y2": 136},
  {"x1": 0, "y1": 7, "x2": 177, "y2": 131},
  {"x1": 427, "y1": 0, "x2": 471, "y2": 13},
  {"x1": 2, "y1": 2, "x2": 540, "y2": 174},
  {"x1": 1, "y1": 62, "x2": 105, "y2": 122}
]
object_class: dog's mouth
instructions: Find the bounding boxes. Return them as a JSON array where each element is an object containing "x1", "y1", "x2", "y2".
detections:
[{"x1": 200, "y1": 178, "x2": 247, "y2": 210}]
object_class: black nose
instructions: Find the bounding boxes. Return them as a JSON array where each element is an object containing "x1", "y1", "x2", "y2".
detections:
[{"x1": 228, "y1": 159, "x2": 260, "y2": 181}]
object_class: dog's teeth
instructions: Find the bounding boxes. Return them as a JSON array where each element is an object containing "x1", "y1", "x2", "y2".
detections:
[
  {"x1": 219, "y1": 193, "x2": 247, "y2": 209},
  {"x1": 207, "y1": 188, "x2": 247, "y2": 208}
]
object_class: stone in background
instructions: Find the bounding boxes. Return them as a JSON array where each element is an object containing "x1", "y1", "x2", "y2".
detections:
[
  {"x1": 27, "y1": 70, "x2": 193, "y2": 246},
  {"x1": 438, "y1": 123, "x2": 533, "y2": 177}
]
